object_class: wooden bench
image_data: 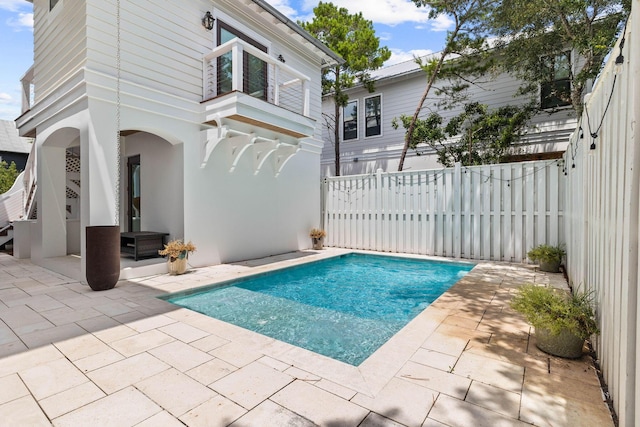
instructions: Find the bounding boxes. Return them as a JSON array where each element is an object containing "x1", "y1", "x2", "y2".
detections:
[{"x1": 120, "y1": 231, "x2": 169, "y2": 261}]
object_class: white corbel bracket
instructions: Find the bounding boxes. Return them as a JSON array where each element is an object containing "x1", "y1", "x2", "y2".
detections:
[
  {"x1": 200, "y1": 116, "x2": 228, "y2": 168},
  {"x1": 274, "y1": 143, "x2": 300, "y2": 177}
]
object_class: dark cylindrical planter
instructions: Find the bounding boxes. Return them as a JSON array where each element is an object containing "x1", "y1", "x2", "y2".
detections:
[{"x1": 86, "y1": 225, "x2": 120, "y2": 291}]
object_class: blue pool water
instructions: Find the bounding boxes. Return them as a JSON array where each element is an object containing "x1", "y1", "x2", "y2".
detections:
[{"x1": 164, "y1": 253, "x2": 473, "y2": 365}]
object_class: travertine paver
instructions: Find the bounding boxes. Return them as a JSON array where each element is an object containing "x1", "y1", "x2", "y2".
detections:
[
  {"x1": 52, "y1": 387, "x2": 162, "y2": 427},
  {"x1": 38, "y1": 381, "x2": 105, "y2": 419},
  {"x1": 179, "y1": 395, "x2": 247, "y2": 427},
  {"x1": 135, "y1": 368, "x2": 217, "y2": 417},
  {"x1": 211, "y1": 361, "x2": 295, "y2": 409},
  {"x1": 427, "y1": 394, "x2": 531, "y2": 427},
  {"x1": 271, "y1": 380, "x2": 370, "y2": 426},
  {"x1": 19, "y1": 358, "x2": 88, "y2": 400},
  {"x1": 0, "y1": 373, "x2": 30, "y2": 404},
  {"x1": 229, "y1": 399, "x2": 314, "y2": 427},
  {"x1": 0, "y1": 250, "x2": 614, "y2": 426},
  {"x1": 0, "y1": 395, "x2": 51, "y2": 426},
  {"x1": 86, "y1": 352, "x2": 170, "y2": 393},
  {"x1": 351, "y1": 377, "x2": 438, "y2": 426},
  {"x1": 148, "y1": 340, "x2": 214, "y2": 371}
]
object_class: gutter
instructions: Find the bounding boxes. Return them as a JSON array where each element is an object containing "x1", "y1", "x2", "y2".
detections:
[{"x1": 250, "y1": 0, "x2": 344, "y2": 67}]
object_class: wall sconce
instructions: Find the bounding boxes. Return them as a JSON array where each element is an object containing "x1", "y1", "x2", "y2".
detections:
[
  {"x1": 277, "y1": 54, "x2": 286, "y2": 63},
  {"x1": 202, "y1": 11, "x2": 214, "y2": 31}
]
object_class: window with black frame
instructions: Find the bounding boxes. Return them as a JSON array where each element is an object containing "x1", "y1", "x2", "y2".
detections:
[
  {"x1": 365, "y1": 95, "x2": 381, "y2": 137},
  {"x1": 541, "y1": 52, "x2": 572, "y2": 109},
  {"x1": 216, "y1": 21, "x2": 268, "y2": 101},
  {"x1": 343, "y1": 100, "x2": 358, "y2": 140}
]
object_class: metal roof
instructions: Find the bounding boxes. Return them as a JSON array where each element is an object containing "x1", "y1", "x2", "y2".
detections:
[{"x1": 0, "y1": 120, "x2": 32, "y2": 154}]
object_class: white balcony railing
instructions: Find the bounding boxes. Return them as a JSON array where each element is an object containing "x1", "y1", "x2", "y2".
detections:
[
  {"x1": 203, "y1": 38, "x2": 311, "y2": 117},
  {"x1": 20, "y1": 65, "x2": 34, "y2": 114}
]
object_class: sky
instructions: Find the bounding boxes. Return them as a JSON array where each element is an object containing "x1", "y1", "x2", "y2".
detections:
[{"x1": 0, "y1": 0, "x2": 450, "y2": 121}]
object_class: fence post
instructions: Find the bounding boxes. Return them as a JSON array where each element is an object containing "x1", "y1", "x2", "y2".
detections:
[
  {"x1": 376, "y1": 169, "x2": 383, "y2": 251},
  {"x1": 454, "y1": 162, "x2": 462, "y2": 258}
]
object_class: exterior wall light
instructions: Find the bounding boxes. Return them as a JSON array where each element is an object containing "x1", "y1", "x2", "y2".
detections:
[{"x1": 202, "y1": 11, "x2": 214, "y2": 31}]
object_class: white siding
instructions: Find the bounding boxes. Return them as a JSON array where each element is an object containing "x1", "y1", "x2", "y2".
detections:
[{"x1": 33, "y1": 0, "x2": 87, "y2": 103}]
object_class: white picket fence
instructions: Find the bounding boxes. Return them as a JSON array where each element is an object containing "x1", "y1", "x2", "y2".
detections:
[
  {"x1": 563, "y1": 11, "x2": 639, "y2": 427},
  {"x1": 322, "y1": 160, "x2": 565, "y2": 262}
]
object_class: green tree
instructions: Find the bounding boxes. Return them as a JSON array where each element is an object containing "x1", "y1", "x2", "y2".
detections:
[
  {"x1": 0, "y1": 161, "x2": 20, "y2": 194},
  {"x1": 393, "y1": 101, "x2": 536, "y2": 167},
  {"x1": 398, "y1": 0, "x2": 498, "y2": 171},
  {"x1": 301, "y1": 2, "x2": 390, "y2": 176},
  {"x1": 489, "y1": 0, "x2": 630, "y2": 114}
]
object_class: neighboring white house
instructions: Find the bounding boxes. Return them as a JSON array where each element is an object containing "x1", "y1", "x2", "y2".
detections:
[
  {"x1": 321, "y1": 52, "x2": 581, "y2": 176},
  {"x1": 9, "y1": 0, "x2": 341, "y2": 278}
]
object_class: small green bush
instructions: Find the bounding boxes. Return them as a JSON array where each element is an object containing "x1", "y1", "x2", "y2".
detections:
[
  {"x1": 0, "y1": 160, "x2": 19, "y2": 194},
  {"x1": 510, "y1": 284, "x2": 599, "y2": 340},
  {"x1": 527, "y1": 244, "x2": 566, "y2": 263}
]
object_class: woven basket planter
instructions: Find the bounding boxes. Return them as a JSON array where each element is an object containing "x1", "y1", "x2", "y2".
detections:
[{"x1": 168, "y1": 256, "x2": 188, "y2": 275}]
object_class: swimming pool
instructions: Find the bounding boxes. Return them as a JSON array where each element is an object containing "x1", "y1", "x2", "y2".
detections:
[{"x1": 163, "y1": 253, "x2": 474, "y2": 365}]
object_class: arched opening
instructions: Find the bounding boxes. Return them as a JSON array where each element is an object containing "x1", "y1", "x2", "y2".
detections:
[
  {"x1": 36, "y1": 127, "x2": 82, "y2": 259},
  {"x1": 120, "y1": 130, "x2": 184, "y2": 240}
]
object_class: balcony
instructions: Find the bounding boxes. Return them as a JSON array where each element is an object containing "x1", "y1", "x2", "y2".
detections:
[{"x1": 202, "y1": 38, "x2": 315, "y2": 140}]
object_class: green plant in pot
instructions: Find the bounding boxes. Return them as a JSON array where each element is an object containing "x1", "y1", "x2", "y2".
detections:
[
  {"x1": 527, "y1": 244, "x2": 566, "y2": 273},
  {"x1": 511, "y1": 284, "x2": 599, "y2": 358}
]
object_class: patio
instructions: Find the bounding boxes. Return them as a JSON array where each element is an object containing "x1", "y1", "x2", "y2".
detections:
[{"x1": 0, "y1": 249, "x2": 612, "y2": 426}]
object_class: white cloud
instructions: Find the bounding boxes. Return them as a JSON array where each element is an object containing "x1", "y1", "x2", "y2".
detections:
[
  {"x1": 430, "y1": 14, "x2": 454, "y2": 32},
  {"x1": 279, "y1": 0, "x2": 436, "y2": 26},
  {"x1": 311, "y1": 0, "x2": 432, "y2": 26},
  {"x1": 386, "y1": 48, "x2": 433, "y2": 66},
  {"x1": 0, "y1": 93, "x2": 12, "y2": 103},
  {"x1": 0, "y1": 0, "x2": 24, "y2": 12},
  {"x1": 7, "y1": 12, "x2": 33, "y2": 31}
]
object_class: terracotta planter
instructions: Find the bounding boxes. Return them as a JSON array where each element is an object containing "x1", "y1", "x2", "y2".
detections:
[
  {"x1": 535, "y1": 327, "x2": 585, "y2": 359},
  {"x1": 86, "y1": 225, "x2": 120, "y2": 291},
  {"x1": 312, "y1": 237, "x2": 324, "y2": 250}
]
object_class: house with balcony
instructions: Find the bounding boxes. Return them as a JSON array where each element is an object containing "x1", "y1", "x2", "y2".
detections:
[
  {"x1": 8, "y1": 0, "x2": 341, "y2": 280},
  {"x1": 321, "y1": 52, "x2": 581, "y2": 176}
]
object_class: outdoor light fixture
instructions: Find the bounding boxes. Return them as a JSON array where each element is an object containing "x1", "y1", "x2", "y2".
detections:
[
  {"x1": 202, "y1": 11, "x2": 214, "y2": 30},
  {"x1": 277, "y1": 54, "x2": 286, "y2": 63}
]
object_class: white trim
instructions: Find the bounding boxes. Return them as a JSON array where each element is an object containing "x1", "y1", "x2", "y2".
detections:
[
  {"x1": 48, "y1": 0, "x2": 63, "y2": 20},
  {"x1": 342, "y1": 99, "x2": 358, "y2": 142},
  {"x1": 212, "y1": 8, "x2": 271, "y2": 52},
  {"x1": 364, "y1": 93, "x2": 383, "y2": 139}
]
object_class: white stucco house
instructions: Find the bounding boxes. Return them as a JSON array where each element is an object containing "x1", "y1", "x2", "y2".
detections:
[
  {"x1": 7, "y1": 0, "x2": 341, "y2": 280},
  {"x1": 321, "y1": 52, "x2": 581, "y2": 176}
]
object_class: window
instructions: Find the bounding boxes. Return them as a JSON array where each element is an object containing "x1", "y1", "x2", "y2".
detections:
[
  {"x1": 50, "y1": 0, "x2": 60, "y2": 10},
  {"x1": 343, "y1": 100, "x2": 358, "y2": 141},
  {"x1": 541, "y1": 52, "x2": 571, "y2": 109},
  {"x1": 365, "y1": 95, "x2": 382, "y2": 137},
  {"x1": 216, "y1": 21, "x2": 268, "y2": 101}
]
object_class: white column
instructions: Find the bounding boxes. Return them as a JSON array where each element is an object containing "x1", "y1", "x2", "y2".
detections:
[{"x1": 36, "y1": 145, "x2": 67, "y2": 258}]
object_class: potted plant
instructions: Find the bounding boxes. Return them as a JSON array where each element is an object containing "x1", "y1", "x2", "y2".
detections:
[
  {"x1": 511, "y1": 284, "x2": 599, "y2": 358},
  {"x1": 527, "y1": 244, "x2": 566, "y2": 273},
  {"x1": 158, "y1": 239, "x2": 196, "y2": 275},
  {"x1": 309, "y1": 228, "x2": 326, "y2": 250}
]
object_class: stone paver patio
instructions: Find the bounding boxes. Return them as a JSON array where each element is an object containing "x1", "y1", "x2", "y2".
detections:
[{"x1": 0, "y1": 249, "x2": 612, "y2": 426}]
